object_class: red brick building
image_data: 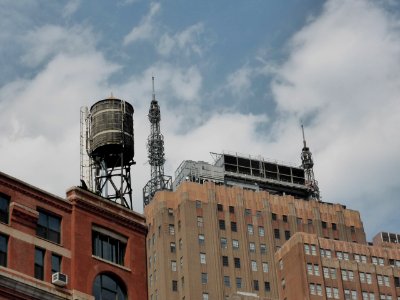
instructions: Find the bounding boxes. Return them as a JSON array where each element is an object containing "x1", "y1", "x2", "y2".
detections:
[{"x1": 0, "y1": 170, "x2": 147, "y2": 300}]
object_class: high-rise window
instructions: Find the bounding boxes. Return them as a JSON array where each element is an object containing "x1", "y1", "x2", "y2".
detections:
[
  {"x1": 195, "y1": 200, "x2": 202, "y2": 208},
  {"x1": 282, "y1": 215, "x2": 288, "y2": 222},
  {"x1": 249, "y1": 242, "x2": 256, "y2": 253},
  {"x1": 200, "y1": 253, "x2": 206, "y2": 264},
  {"x1": 170, "y1": 242, "x2": 176, "y2": 253},
  {"x1": 234, "y1": 257, "x2": 241, "y2": 268},
  {"x1": 0, "y1": 193, "x2": 10, "y2": 224},
  {"x1": 258, "y1": 227, "x2": 265, "y2": 237},
  {"x1": 172, "y1": 280, "x2": 178, "y2": 291},
  {"x1": 231, "y1": 222, "x2": 237, "y2": 232},
  {"x1": 229, "y1": 206, "x2": 235, "y2": 213},
  {"x1": 285, "y1": 230, "x2": 290, "y2": 240},
  {"x1": 222, "y1": 256, "x2": 229, "y2": 267},
  {"x1": 253, "y1": 280, "x2": 259, "y2": 291},
  {"x1": 92, "y1": 227, "x2": 126, "y2": 266},
  {"x1": 37, "y1": 209, "x2": 61, "y2": 244},
  {"x1": 219, "y1": 219, "x2": 226, "y2": 230},
  {"x1": 169, "y1": 224, "x2": 175, "y2": 235},
  {"x1": 198, "y1": 234, "x2": 205, "y2": 245},
  {"x1": 201, "y1": 273, "x2": 208, "y2": 284},
  {"x1": 34, "y1": 247, "x2": 45, "y2": 280},
  {"x1": 0, "y1": 234, "x2": 8, "y2": 267},
  {"x1": 264, "y1": 281, "x2": 270, "y2": 292},
  {"x1": 260, "y1": 244, "x2": 267, "y2": 254},
  {"x1": 247, "y1": 224, "x2": 254, "y2": 235},
  {"x1": 171, "y1": 260, "x2": 177, "y2": 271},
  {"x1": 224, "y1": 276, "x2": 230, "y2": 287},
  {"x1": 232, "y1": 239, "x2": 239, "y2": 250},
  {"x1": 236, "y1": 277, "x2": 242, "y2": 289},
  {"x1": 271, "y1": 213, "x2": 277, "y2": 221},
  {"x1": 51, "y1": 253, "x2": 61, "y2": 274},
  {"x1": 251, "y1": 260, "x2": 257, "y2": 271},
  {"x1": 202, "y1": 293, "x2": 209, "y2": 300},
  {"x1": 262, "y1": 262, "x2": 269, "y2": 273},
  {"x1": 197, "y1": 216, "x2": 203, "y2": 227},
  {"x1": 245, "y1": 209, "x2": 251, "y2": 216},
  {"x1": 220, "y1": 238, "x2": 227, "y2": 249},
  {"x1": 217, "y1": 204, "x2": 223, "y2": 211},
  {"x1": 274, "y1": 228, "x2": 280, "y2": 239}
]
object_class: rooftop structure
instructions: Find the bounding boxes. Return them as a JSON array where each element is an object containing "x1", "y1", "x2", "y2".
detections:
[{"x1": 174, "y1": 152, "x2": 309, "y2": 199}]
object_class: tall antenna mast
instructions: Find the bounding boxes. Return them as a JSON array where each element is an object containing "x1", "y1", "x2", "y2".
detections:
[
  {"x1": 143, "y1": 76, "x2": 172, "y2": 206},
  {"x1": 300, "y1": 125, "x2": 320, "y2": 200}
]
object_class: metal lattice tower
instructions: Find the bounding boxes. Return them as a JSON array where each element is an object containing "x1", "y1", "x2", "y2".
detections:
[
  {"x1": 143, "y1": 77, "x2": 172, "y2": 206},
  {"x1": 301, "y1": 125, "x2": 320, "y2": 200}
]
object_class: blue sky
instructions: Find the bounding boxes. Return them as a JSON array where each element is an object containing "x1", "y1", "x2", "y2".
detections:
[{"x1": 1, "y1": 0, "x2": 399, "y2": 240}]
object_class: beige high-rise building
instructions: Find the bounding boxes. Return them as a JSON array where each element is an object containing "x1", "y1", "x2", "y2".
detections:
[{"x1": 144, "y1": 154, "x2": 367, "y2": 300}]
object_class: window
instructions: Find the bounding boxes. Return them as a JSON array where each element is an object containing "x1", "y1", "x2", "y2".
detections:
[
  {"x1": 37, "y1": 210, "x2": 61, "y2": 244},
  {"x1": 200, "y1": 253, "x2": 206, "y2": 264},
  {"x1": 311, "y1": 245, "x2": 317, "y2": 255},
  {"x1": 219, "y1": 237, "x2": 228, "y2": 249},
  {"x1": 172, "y1": 280, "x2": 178, "y2": 291},
  {"x1": 34, "y1": 247, "x2": 45, "y2": 280},
  {"x1": 321, "y1": 248, "x2": 332, "y2": 258},
  {"x1": 262, "y1": 262, "x2": 269, "y2": 273},
  {"x1": 217, "y1": 204, "x2": 223, "y2": 211},
  {"x1": 234, "y1": 257, "x2": 241, "y2": 268},
  {"x1": 333, "y1": 288, "x2": 340, "y2": 299},
  {"x1": 222, "y1": 255, "x2": 229, "y2": 266},
  {"x1": 196, "y1": 200, "x2": 202, "y2": 208},
  {"x1": 264, "y1": 281, "x2": 270, "y2": 292},
  {"x1": 169, "y1": 224, "x2": 175, "y2": 235},
  {"x1": 171, "y1": 260, "x2": 177, "y2": 271},
  {"x1": 253, "y1": 280, "x2": 259, "y2": 291},
  {"x1": 231, "y1": 222, "x2": 237, "y2": 232},
  {"x1": 332, "y1": 223, "x2": 337, "y2": 230},
  {"x1": 201, "y1": 273, "x2": 208, "y2": 284},
  {"x1": 297, "y1": 217, "x2": 302, "y2": 224},
  {"x1": 322, "y1": 221, "x2": 327, "y2": 229},
  {"x1": 249, "y1": 242, "x2": 255, "y2": 253},
  {"x1": 251, "y1": 260, "x2": 257, "y2": 271},
  {"x1": 304, "y1": 244, "x2": 310, "y2": 255},
  {"x1": 219, "y1": 219, "x2": 226, "y2": 230},
  {"x1": 274, "y1": 228, "x2": 280, "y2": 239},
  {"x1": 0, "y1": 234, "x2": 8, "y2": 267},
  {"x1": 260, "y1": 244, "x2": 267, "y2": 254},
  {"x1": 308, "y1": 219, "x2": 313, "y2": 225},
  {"x1": 258, "y1": 226, "x2": 265, "y2": 237},
  {"x1": 179, "y1": 239, "x2": 182, "y2": 250},
  {"x1": 229, "y1": 206, "x2": 235, "y2": 213},
  {"x1": 92, "y1": 228, "x2": 126, "y2": 266},
  {"x1": 395, "y1": 276, "x2": 400, "y2": 288},
  {"x1": 326, "y1": 287, "x2": 333, "y2": 298},
  {"x1": 197, "y1": 216, "x2": 203, "y2": 227},
  {"x1": 256, "y1": 210, "x2": 262, "y2": 218},
  {"x1": 198, "y1": 234, "x2": 205, "y2": 245},
  {"x1": 224, "y1": 276, "x2": 230, "y2": 287},
  {"x1": 51, "y1": 253, "x2": 61, "y2": 274},
  {"x1": 170, "y1": 242, "x2": 176, "y2": 253},
  {"x1": 279, "y1": 259, "x2": 283, "y2": 270},
  {"x1": 282, "y1": 215, "x2": 288, "y2": 222},
  {"x1": 232, "y1": 239, "x2": 239, "y2": 250},
  {"x1": 285, "y1": 230, "x2": 290, "y2": 240},
  {"x1": 236, "y1": 277, "x2": 242, "y2": 289},
  {"x1": 93, "y1": 273, "x2": 127, "y2": 300},
  {"x1": 180, "y1": 257, "x2": 183, "y2": 268},
  {"x1": 272, "y1": 213, "x2": 277, "y2": 221},
  {"x1": 247, "y1": 224, "x2": 254, "y2": 235},
  {"x1": 202, "y1": 293, "x2": 209, "y2": 300},
  {"x1": 0, "y1": 193, "x2": 10, "y2": 224},
  {"x1": 168, "y1": 208, "x2": 173, "y2": 215},
  {"x1": 245, "y1": 208, "x2": 251, "y2": 216}
]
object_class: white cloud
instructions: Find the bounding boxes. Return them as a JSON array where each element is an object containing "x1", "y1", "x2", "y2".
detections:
[
  {"x1": 157, "y1": 23, "x2": 205, "y2": 57},
  {"x1": 63, "y1": 0, "x2": 81, "y2": 18},
  {"x1": 20, "y1": 25, "x2": 97, "y2": 67},
  {"x1": 269, "y1": 0, "x2": 400, "y2": 236},
  {"x1": 123, "y1": 2, "x2": 160, "y2": 45}
]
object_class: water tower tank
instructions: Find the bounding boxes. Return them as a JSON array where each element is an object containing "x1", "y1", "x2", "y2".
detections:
[{"x1": 88, "y1": 98, "x2": 134, "y2": 166}]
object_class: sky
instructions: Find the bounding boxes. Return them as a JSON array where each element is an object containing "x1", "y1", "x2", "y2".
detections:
[{"x1": 0, "y1": 0, "x2": 399, "y2": 240}]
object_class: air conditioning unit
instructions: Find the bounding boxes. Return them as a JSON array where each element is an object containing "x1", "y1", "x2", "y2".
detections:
[{"x1": 52, "y1": 272, "x2": 68, "y2": 287}]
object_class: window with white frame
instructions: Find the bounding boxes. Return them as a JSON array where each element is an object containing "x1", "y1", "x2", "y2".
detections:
[
  {"x1": 247, "y1": 224, "x2": 254, "y2": 235},
  {"x1": 262, "y1": 262, "x2": 269, "y2": 273},
  {"x1": 200, "y1": 253, "x2": 206, "y2": 264},
  {"x1": 232, "y1": 239, "x2": 239, "y2": 250},
  {"x1": 249, "y1": 242, "x2": 256, "y2": 253},
  {"x1": 258, "y1": 226, "x2": 265, "y2": 237},
  {"x1": 251, "y1": 260, "x2": 257, "y2": 271},
  {"x1": 171, "y1": 260, "x2": 177, "y2": 271}
]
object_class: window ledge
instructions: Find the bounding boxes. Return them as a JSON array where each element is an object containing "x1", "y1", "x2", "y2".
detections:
[{"x1": 91, "y1": 255, "x2": 131, "y2": 272}]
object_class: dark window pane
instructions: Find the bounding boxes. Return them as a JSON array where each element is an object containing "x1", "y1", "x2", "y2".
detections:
[
  {"x1": 34, "y1": 248, "x2": 45, "y2": 280},
  {"x1": 92, "y1": 230, "x2": 126, "y2": 266},
  {"x1": 36, "y1": 210, "x2": 61, "y2": 244},
  {"x1": 51, "y1": 254, "x2": 61, "y2": 274},
  {"x1": 0, "y1": 234, "x2": 8, "y2": 267},
  {"x1": 0, "y1": 194, "x2": 10, "y2": 224},
  {"x1": 93, "y1": 273, "x2": 127, "y2": 300}
]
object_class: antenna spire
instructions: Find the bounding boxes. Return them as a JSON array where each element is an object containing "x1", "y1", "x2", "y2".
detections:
[
  {"x1": 300, "y1": 125, "x2": 320, "y2": 200},
  {"x1": 143, "y1": 76, "x2": 172, "y2": 206},
  {"x1": 152, "y1": 76, "x2": 156, "y2": 101},
  {"x1": 301, "y1": 124, "x2": 307, "y2": 148}
]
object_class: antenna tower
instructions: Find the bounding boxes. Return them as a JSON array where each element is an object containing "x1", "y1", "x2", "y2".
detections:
[
  {"x1": 143, "y1": 77, "x2": 172, "y2": 205},
  {"x1": 301, "y1": 125, "x2": 320, "y2": 200}
]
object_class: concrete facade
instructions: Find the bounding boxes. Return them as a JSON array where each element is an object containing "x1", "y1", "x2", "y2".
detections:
[
  {"x1": 145, "y1": 181, "x2": 366, "y2": 299},
  {"x1": 0, "y1": 171, "x2": 147, "y2": 300}
]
